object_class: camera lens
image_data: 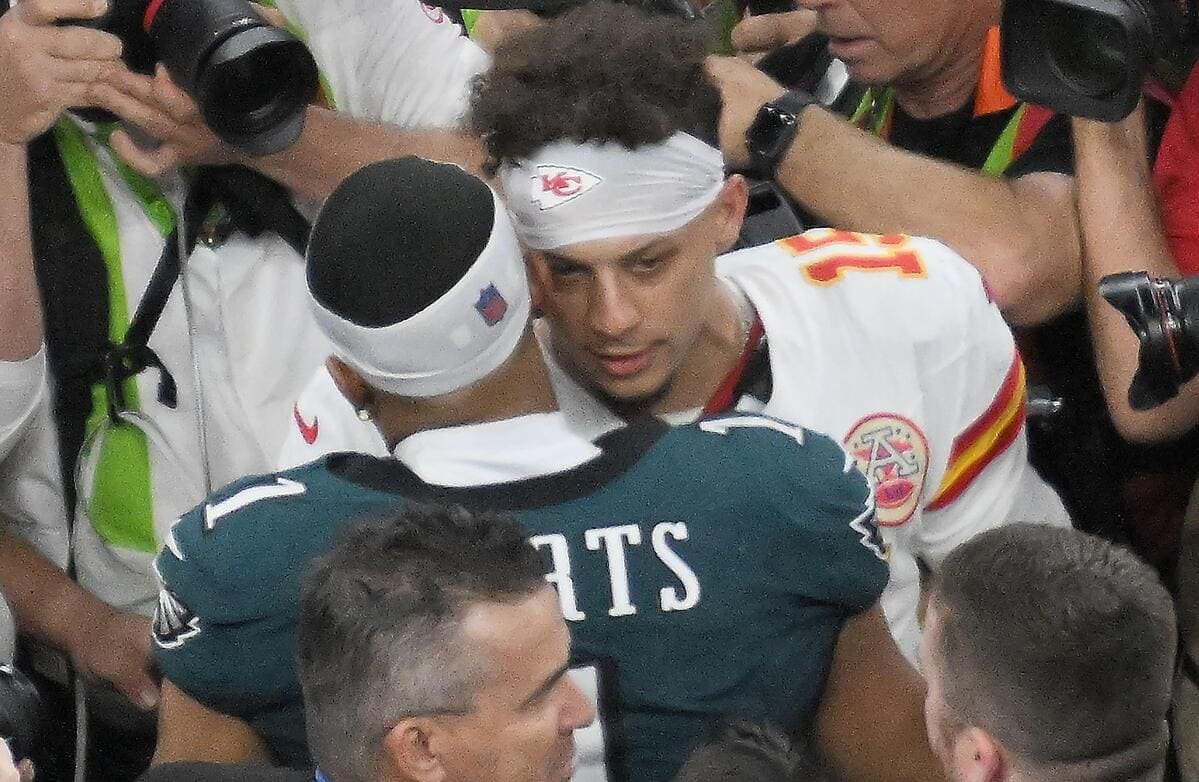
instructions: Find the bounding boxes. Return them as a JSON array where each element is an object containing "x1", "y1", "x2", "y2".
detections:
[
  {"x1": 206, "y1": 48, "x2": 279, "y2": 119},
  {"x1": 196, "y1": 28, "x2": 318, "y2": 154},
  {"x1": 1045, "y1": 6, "x2": 1129, "y2": 98},
  {"x1": 146, "y1": 0, "x2": 318, "y2": 154}
]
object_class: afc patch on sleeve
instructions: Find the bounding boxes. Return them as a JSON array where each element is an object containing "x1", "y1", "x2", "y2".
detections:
[
  {"x1": 843, "y1": 413, "x2": 929, "y2": 528},
  {"x1": 153, "y1": 587, "x2": 200, "y2": 650}
]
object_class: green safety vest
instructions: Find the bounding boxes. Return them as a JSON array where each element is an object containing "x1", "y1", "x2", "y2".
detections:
[{"x1": 52, "y1": 120, "x2": 176, "y2": 554}]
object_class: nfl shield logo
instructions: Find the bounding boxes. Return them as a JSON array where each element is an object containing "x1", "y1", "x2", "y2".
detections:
[{"x1": 475, "y1": 284, "x2": 508, "y2": 326}]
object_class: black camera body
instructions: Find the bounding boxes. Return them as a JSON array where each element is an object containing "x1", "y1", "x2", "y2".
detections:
[
  {"x1": 74, "y1": 0, "x2": 318, "y2": 154},
  {"x1": 1001, "y1": 0, "x2": 1195, "y2": 120},
  {"x1": 1100, "y1": 272, "x2": 1199, "y2": 408}
]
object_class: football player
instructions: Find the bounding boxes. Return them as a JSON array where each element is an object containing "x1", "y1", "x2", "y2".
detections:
[
  {"x1": 151, "y1": 156, "x2": 940, "y2": 782},
  {"x1": 280, "y1": 2, "x2": 1071, "y2": 663}
]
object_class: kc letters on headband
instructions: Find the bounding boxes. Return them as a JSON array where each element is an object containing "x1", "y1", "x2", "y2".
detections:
[{"x1": 499, "y1": 133, "x2": 727, "y2": 250}]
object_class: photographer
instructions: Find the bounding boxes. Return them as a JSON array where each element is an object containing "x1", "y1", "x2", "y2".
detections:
[
  {"x1": 88, "y1": 0, "x2": 488, "y2": 198},
  {"x1": 1075, "y1": 101, "x2": 1199, "y2": 443},
  {"x1": 1057, "y1": 37, "x2": 1199, "y2": 780},
  {"x1": 0, "y1": 0, "x2": 489, "y2": 779},
  {"x1": 707, "y1": 6, "x2": 1080, "y2": 328}
]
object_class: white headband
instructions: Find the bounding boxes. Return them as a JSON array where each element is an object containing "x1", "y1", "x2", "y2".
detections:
[
  {"x1": 310, "y1": 190, "x2": 532, "y2": 398},
  {"x1": 499, "y1": 132, "x2": 726, "y2": 250}
]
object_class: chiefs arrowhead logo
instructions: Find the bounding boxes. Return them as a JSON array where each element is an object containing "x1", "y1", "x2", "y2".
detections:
[
  {"x1": 532, "y1": 166, "x2": 602, "y2": 210},
  {"x1": 293, "y1": 403, "x2": 319, "y2": 445}
]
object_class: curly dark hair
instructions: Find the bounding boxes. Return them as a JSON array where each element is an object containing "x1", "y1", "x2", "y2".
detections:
[{"x1": 470, "y1": 0, "x2": 723, "y2": 174}]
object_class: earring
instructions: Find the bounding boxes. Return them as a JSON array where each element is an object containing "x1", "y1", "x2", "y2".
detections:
[{"x1": 356, "y1": 407, "x2": 372, "y2": 422}]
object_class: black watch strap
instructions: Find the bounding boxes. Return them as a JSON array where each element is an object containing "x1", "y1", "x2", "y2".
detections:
[{"x1": 745, "y1": 89, "x2": 818, "y2": 180}]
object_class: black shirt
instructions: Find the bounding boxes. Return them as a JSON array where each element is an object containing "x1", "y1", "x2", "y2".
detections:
[{"x1": 887, "y1": 99, "x2": 1074, "y2": 178}]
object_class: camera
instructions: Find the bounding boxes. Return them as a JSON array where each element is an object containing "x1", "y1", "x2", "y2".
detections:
[
  {"x1": 1099, "y1": 271, "x2": 1199, "y2": 408},
  {"x1": 1000, "y1": 0, "x2": 1196, "y2": 121},
  {"x1": 72, "y1": 0, "x2": 318, "y2": 155}
]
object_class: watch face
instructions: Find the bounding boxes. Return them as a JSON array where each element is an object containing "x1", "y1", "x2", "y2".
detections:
[{"x1": 749, "y1": 105, "x2": 796, "y2": 160}]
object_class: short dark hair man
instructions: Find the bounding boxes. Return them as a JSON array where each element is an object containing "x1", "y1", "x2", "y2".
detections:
[
  {"x1": 151, "y1": 156, "x2": 937, "y2": 781},
  {"x1": 298, "y1": 503, "x2": 593, "y2": 782},
  {"x1": 921, "y1": 524, "x2": 1176, "y2": 782}
]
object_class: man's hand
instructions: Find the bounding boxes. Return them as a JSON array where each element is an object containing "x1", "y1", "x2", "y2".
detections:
[
  {"x1": 468, "y1": 9, "x2": 541, "y2": 53},
  {"x1": 0, "y1": 0, "x2": 123, "y2": 145},
  {"x1": 730, "y1": 9, "x2": 817, "y2": 54},
  {"x1": 90, "y1": 64, "x2": 235, "y2": 176},
  {"x1": 67, "y1": 605, "x2": 160, "y2": 710},
  {"x1": 705, "y1": 55, "x2": 787, "y2": 167}
]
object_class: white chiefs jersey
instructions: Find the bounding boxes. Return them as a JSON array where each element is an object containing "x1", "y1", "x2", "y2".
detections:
[
  {"x1": 272, "y1": 0, "x2": 489, "y2": 129},
  {"x1": 279, "y1": 229, "x2": 1070, "y2": 661},
  {"x1": 715, "y1": 229, "x2": 1070, "y2": 659}
]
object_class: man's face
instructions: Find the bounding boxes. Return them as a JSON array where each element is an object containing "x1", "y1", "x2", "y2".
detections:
[
  {"x1": 920, "y1": 601, "x2": 967, "y2": 781},
  {"x1": 431, "y1": 586, "x2": 595, "y2": 782},
  {"x1": 528, "y1": 186, "x2": 742, "y2": 407},
  {"x1": 797, "y1": 0, "x2": 982, "y2": 88}
]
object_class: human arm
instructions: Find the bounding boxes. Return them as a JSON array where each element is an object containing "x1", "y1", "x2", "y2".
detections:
[
  {"x1": 0, "y1": 142, "x2": 46, "y2": 458},
  {"x1": 465, "y1": 9, "x2": 542, "y2": 53},
  {"x1": 1073, "y1": 103, "x2": 1199, "y2": 442},
  {"x1": 92, "y1": 68, "x2": 485, "y2": 202},
  {"x1": 0, "y1": 0, "x2": 123, "y2": 360},
  {"x1": 706, "y1": 55, "x2": 1081, "y2": 326},
  {"x1": 0, "y1": 525, "x2": 159, "y2": 708},
  {"x1": 153, "y1": 680, "x2": 274, "y2": 765},
  {"x1": 815, "y1": 605, "x2": 946, "y2": 782},
  {"x1": 92, "y1": 0, "x2": 488, "y2": 200}
]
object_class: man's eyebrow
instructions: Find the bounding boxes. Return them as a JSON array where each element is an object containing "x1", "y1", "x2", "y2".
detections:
[
  {"x1": 618, "y1": 238, "x2": 674, "y2": 262},
  {"x1": 542, "y1": 238, "x2": 674, "y2": 267},
  {"x1": 520, "y1": 661, "x2": 571, "y2": 708}
]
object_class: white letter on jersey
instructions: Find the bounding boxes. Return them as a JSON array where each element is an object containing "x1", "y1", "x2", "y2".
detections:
[
  {"x1": 530, "y1": 534, "x2": 586, "y2": 621},
  {"x1": 584, "y1": 525, "x2": 641, "y2": 617},
  {"x1": 700, "y1": 415, "x2": 805, "y2": 446},
  {"x1": 203, "y1": 478, "x2": 306, "y2": 532},
  {"x1": 652, "y1": 523, "x2": 700, "y2": 612}
]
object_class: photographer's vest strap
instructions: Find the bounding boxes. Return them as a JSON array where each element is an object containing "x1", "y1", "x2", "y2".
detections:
[
  {"x1": 850, "y1": 26, "x2": 1055, "y2": 177},
  {"x1": 52, "y1": 120, "x2": 174, "y2": 554},
  {"x1": 851, "y1": 87, "x2": 1054, "y2": 177}
]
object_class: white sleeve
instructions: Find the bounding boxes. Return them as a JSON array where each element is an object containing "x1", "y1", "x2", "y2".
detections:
[
  {"x1": 277, "y1": 366, "x2": 390, "y2": 470},
  {"x1": 273, "y1": 0, "x2": 491, "y2": 128},
  {"x1": 0, "y1": 347, "x2": 46, "y2": 462},
  {"x1": 909, "y1": 239, "x2": 1071, "y2": 567}
]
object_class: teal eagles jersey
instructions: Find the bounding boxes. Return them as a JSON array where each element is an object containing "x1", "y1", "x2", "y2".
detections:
[{"x1": 152, "y1": 415, "x2": 887, "y2": 782}]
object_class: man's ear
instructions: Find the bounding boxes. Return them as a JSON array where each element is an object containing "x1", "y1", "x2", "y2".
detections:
[
  {"x1": 714, "y1": 174, "x2": 750, "y2": 252},
  {"x1": 954, "y1": 726, "x2": 1007, "y2": 782},
  {"x1": 381, "y1": 718, "x2": 447, "y2": 782},
  {"x1": 326, "y1": 357, "x2": 372, "y2": 414}
]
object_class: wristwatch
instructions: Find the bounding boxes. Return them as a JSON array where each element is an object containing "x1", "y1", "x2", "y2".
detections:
[{"x1": 744, "y1": 90, "x2": 818, "y2": 180}]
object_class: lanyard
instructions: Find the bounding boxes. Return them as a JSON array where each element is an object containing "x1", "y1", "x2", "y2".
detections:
[{"x1": 851, "y1": 86, "x2": 1041, "y2": 178}]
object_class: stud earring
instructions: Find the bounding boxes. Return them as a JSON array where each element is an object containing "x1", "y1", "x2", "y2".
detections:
[{"x1": 356, "y1": 407, "x2": 372, "y2": 422}]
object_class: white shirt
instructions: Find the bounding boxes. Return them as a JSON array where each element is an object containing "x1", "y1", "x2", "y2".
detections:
[
  {"x1": 394, "y1": 412, "x2": 601, "y2": 485},
  {"x1": 0, "y1": 347, "x2": 45, "y2": 463}
]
